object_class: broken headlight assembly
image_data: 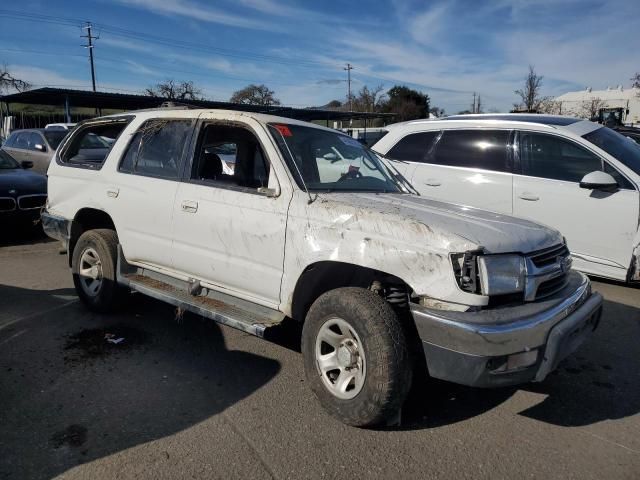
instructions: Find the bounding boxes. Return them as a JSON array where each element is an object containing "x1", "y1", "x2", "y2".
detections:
[{"x1": 451, "y1": 252, "x2": 525, "y2": 296}]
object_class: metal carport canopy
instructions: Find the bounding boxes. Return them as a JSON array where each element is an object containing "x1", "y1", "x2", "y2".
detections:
[{"x1": 0, "y1": 87, "x2": 395, "y2": 123}]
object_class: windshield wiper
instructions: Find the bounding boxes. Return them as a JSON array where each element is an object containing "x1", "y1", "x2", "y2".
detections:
[{"x1": 375, "y1": 150, "x2": 409, "y2": 164}]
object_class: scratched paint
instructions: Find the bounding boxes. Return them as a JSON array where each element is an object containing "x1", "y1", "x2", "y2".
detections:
[{"x1": 279, "y1": 190, "x2": 563, "y2": 314}]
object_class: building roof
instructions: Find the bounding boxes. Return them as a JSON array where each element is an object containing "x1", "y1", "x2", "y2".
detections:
[
  {"x1": 0, "y1": 87, "x2": 394, "y2": 123},
  {"x1": 555, "y1": 87, "x2": 640, "y2": 102}
]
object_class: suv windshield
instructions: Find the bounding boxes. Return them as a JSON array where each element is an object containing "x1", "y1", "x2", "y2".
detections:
[
  {"x1": 268, "y1": 123, "x2": 403, "y2": 193},
  {"x1": 583, "y1": 127, "x2": 640, "y2": 175},
  {"x1": 0, "y1": 150, "x2": 19, "y2": 169},
  {"x1": 43, "y1": 130, "x2": 68, "y2": 150}
]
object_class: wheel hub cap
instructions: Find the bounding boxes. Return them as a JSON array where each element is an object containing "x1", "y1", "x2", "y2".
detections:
[
  {"x1": 79, "y1": 247, "x2": 103, "y2": 297},
  {"x1": 315, "y1": 317, "x2": 366, "y2": 400}
]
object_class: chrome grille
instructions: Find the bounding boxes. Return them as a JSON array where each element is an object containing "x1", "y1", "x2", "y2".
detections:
[
  {"x1": 17, "y1": 194, "x2": 47, "y2": 210},
  {"x1": 524, "y1": 243, "x2": 571, "y2": 301},
  {"x1": 0, "y1": 197, "x2": 17, "y2": 212},
  {"x1": 529, "y1": 243, "x2": 570, "y2": 268}
]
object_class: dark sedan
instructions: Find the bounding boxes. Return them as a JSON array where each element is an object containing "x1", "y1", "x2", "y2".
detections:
[{"x1": 0, "y1": 150, "x2": 48, "y2": 228}]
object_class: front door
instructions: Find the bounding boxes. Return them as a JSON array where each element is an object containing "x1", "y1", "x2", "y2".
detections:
[
  {"x1": 171, "y1": 118, "x2": 289, "y2": 308},
  {"x1": 513, "y1": 131, "x2": 639, "y2": 279}
]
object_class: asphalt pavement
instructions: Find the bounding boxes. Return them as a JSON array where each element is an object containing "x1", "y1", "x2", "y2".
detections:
[{"x1": 1, "y1": 231, "x2": 639, "y2": 479}]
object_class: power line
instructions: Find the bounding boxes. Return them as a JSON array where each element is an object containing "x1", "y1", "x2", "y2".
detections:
[{"x1": 0, "y1": 10, "x2": 337, "y2": 70}]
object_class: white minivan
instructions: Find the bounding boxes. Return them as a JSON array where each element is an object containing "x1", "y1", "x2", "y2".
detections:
[{"x1": 372, "y1": 114, "x2": 640, "y2": 282}]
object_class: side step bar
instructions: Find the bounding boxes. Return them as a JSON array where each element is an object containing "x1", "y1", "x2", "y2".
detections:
[{"x1": 116, "y1": 248, "x2": 285, "y2": 337}]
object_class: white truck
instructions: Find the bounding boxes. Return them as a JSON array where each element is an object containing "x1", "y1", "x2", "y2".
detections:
[{"x1": 42, "y1": 108, "x2": 603, "y2": 427}]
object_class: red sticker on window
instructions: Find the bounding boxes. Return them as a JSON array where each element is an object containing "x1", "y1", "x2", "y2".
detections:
[{"x1": 274, "y1": 124, "x2": 292, "y2": 137}]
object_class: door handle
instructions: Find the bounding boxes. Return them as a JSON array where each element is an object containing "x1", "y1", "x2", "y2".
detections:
[
  {"x1": 181, "y1": 200, "x2": 198, "y2": 213},
  {"x1": 106, "y1": 188, "x2": 119, "y2": 198},
  {"x1": 424, "y1": 179, "x2": 442, "y2": 187},
  {"x1": 518, "y1": 192, "x2": 539, "y2": 201}
]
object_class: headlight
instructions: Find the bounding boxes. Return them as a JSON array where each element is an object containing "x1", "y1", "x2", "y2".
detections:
[{"x1": 477, "y1": 255, "x2": 525, "y2": 296}]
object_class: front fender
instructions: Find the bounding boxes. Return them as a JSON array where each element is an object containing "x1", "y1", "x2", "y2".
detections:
[{"x1": 279, "y1": 192, "x2": 487, "y2": 315}]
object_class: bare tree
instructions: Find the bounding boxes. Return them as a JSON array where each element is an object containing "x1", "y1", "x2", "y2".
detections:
[
  {"x1": 538, "y1": 96, "x2": 562, "y2": 115},
  {"x1": 145, "y1": 79, "x2": 203, "y2": 100},
  {"x1": 579, "y1": 97, "x2": 607, "y2": 119},
  {"x1": 230, "y1": 84, "x2": 280, "y2": 106},
  {"x1": 0, "y1": 64, "x2": 31, "y2": 93},
  {"x1": 514, "y1": 65, "x2": 544, "y2": 112},
  {"x1": 351, "y1": 84, "x2": 386, "y2": 112}
]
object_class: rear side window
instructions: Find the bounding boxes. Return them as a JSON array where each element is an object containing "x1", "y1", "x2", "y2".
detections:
[
  {"x1": 120, "y1": 119, "x2": 194, "y2": 179},
  {"x1": 431, "y1": 130, "x2": 511, "y2": 172},
  {"x1": 386, "y1": 131, "x2": 439, "y2": 162},
  {"x1": 60, "y1": 119, "x2": 130, "y2": 169}
]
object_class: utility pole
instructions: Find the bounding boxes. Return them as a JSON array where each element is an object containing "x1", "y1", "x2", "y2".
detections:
[
  {"x1": 471, "y1": 92, "x2": 477, "y2": 113},
  {"x1": 81, "y1": 22, "x2": 98, "y2": 93},
  {"x1": 344, "y1": 63, "x2": 353, "y2": 111}
]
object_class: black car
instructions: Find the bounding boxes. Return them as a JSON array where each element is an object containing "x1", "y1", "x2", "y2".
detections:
[{"x1": 0, "y1": 150, "x2": 48, "y2": 228}]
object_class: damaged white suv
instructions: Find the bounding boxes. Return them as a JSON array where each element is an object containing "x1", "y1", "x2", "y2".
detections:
[{"x1": 43, "y1": 108, "x2": 603, "y2": 427}]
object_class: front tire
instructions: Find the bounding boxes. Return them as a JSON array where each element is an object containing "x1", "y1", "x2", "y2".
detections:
[
  {"x1": 72, "y1": 229, "x2": 127, "y2": 313},
  {"x1": 302, "y1": 287, "x2": 412, "y2": 427}
]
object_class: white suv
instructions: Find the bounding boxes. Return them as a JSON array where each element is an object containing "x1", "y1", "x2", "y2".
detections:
[
  {"x1": 42, "y1": 108, "x2": 602, "y2": 427},
  {"x1": 373, "y1": 114, "x2": 640, "y2": 282}
]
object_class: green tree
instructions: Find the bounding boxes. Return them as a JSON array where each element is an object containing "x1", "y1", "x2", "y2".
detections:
[
  {"x1": 382, "y1": 85, "x2": 430, "y2": 121},
  {"x1": 230, "y1": 84, "x2": 280, "y2": 106}
]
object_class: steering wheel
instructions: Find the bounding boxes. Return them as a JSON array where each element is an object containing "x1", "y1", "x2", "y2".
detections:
[{"x1": 338, "y1": 167, "x2": 363, "y2": 182}]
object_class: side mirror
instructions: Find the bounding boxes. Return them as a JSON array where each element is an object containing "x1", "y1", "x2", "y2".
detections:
[
  {"x1": 579, "y1": 171, "x2": 618, "y2": 191},
  {"x1": 34, "y1": 144, "x2": 47, "y2": 152},
  {"x1": 257, "y1": 186, "x2": 279, "y2": 197},
  {"x1": 322, "y1": 152, "x2": 339, "y2": 161},
  {"x1": 21, "y1": 160, "x2": 34, "y2": 169}
]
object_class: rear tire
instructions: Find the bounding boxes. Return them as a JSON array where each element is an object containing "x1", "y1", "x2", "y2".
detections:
[
  {"x1": 72, "y1": 229, "x2": 128, "y2": 313},
  {"x1": 301, "y1": 287, "x2": 412, "y2": 427}
]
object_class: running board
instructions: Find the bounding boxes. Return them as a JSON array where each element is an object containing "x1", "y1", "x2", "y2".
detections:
[{"x1": 116, "y1": 248, "x2": 285, "y2": 337}]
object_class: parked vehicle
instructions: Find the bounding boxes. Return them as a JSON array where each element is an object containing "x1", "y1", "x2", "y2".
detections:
[
  {"x1": 373, "y1": 114, "x2": 640, "y2": 282},
  {"x1": 45, "y1": 123, "x2": 77, "y2": 131},
  {"x1": 1, "y1": 128, "x2": 68, "y2": 174},
  {"x1": 0, "y1": 150, "x2": 47, "y2": 228},
  {"x1": 42, "y1": 109, "x2": 602, "y2": 427}
]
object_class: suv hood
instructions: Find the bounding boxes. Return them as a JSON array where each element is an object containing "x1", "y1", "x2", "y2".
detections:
[{"x1": 326, "y1": 193, "x2": 562, "y2": 254}]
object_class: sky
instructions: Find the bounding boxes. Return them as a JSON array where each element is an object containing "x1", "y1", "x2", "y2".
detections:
[{"x1": 0, "y1": 0, "x2": 638, "y2": 113}]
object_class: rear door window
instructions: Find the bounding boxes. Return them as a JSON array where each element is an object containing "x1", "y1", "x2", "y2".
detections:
[
  {"x1": 431, "y1": 130, "x2": 511, "y2": 172},
  {"x1": 386, "y1": 131, "x2": 439, "y2": 162},
  {"x1": 120, "y1": 119, "x2": 194, "y2": 179}
]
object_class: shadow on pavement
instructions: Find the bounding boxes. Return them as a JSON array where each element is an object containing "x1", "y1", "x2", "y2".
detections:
[
  {"x1": 0, "y1": 285, "x2": 281, "y2": 480},
  {"x1": 0, "y1": 222, "x2": 52, "y2": 248}
]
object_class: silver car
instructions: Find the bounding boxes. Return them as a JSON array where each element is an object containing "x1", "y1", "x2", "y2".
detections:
[{"x1": 2, "y1": 129, "x2": 68, "y2": 174}]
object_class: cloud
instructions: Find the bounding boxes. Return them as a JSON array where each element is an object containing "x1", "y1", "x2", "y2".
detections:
[{"x1": 114, "y1": 0, "x2": 279, "y2": 31}]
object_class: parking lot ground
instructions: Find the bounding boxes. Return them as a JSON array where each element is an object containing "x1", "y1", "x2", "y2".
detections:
[{"x1": 1, "y1": 235, "x2": 639, "y2": 480}]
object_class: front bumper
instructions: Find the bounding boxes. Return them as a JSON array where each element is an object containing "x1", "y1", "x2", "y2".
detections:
[
  {"x1": 41, "y1": 211, "x2": 71, "y2": 248},
  {"x1": 411, "y1": 271, "x2": 602, "y2": 388}
]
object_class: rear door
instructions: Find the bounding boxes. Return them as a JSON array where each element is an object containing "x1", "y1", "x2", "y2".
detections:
[
  {"x1": 410, "y1": 129, "x2": 514, "y2": 214},
  {"x1": 109, "y1": 118, "x2": 195, "y2": 270},
  {"x1": 513, "y1": 131, "x2": 639, "y2": 278}
]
